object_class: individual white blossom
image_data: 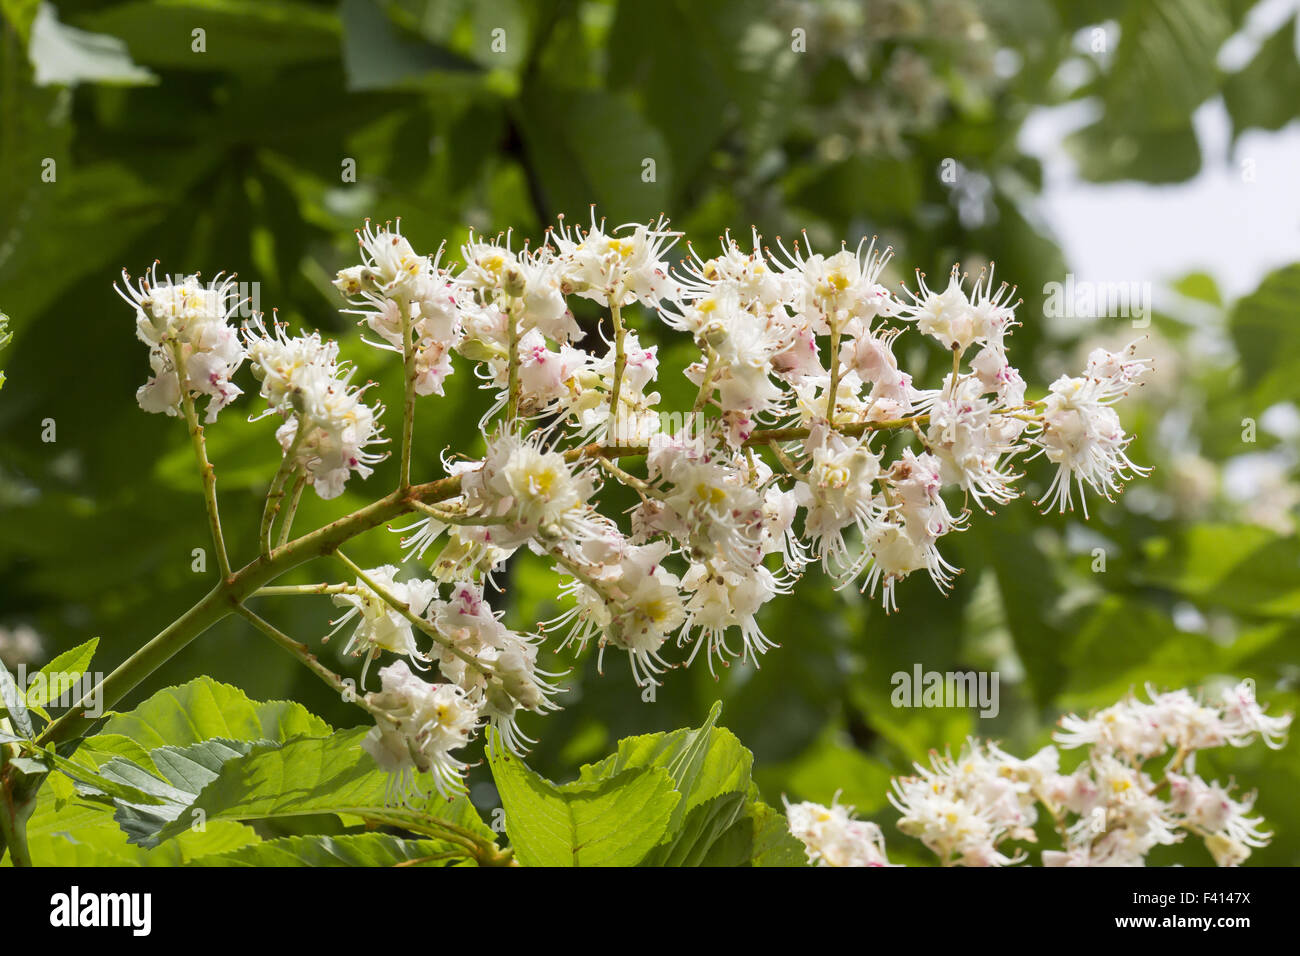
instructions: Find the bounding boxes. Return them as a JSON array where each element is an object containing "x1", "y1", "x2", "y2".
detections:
[{"x1": 1030, "y1": 342, "x2": 1151, "y2": 517}]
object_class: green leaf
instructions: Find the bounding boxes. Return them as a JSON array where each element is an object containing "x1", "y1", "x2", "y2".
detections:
[
  {"x1": 19, "y1": 774, "x2": 258, "y2": 866},
  {"x1": 1230, "y1": 263, "x2": 1300, "y2": 406},
  {"x1": 152, "y1": 728, "x2": 493, "y2": 852},
  {"x1": 692, "y1": 792, "x2": 809, "y2": 867},
  {"x1": 1065, "y1": 121, "x2": 1202, "y2": 184},
  {"x1": 22, "y1": 637, "x2": 98, "y2": 709},
  {"x1": 193, "y1": 832, "x2": 465, "y2": 867},
  {"x1": 745, "y1": 799, "x2": 810, "y2": 867},
  {"x1": 99, "y1": 739, "x2": 255, "y2": 847},
  {"x1": 574, "y1": 701, "x2": 757, "y2": 865},
  {"x1": 1101, "y1": 0, "x2": 1233, "y2": 129},
  {"x1": 1223, "y1": 17, "x2": 1300, "y2": 136},
  {"x1": 646, "y1": 790, "x2": 747, "y2": 867},
  {"x1": 32, "y1": 745, "x2": 167, "y2": 807},
  {"x1": 1139, "y1": 524, "x2": 1300, "y2": 618},
  {"x1": 1171, "y1": 271, "x2": 1222, "y2": 307},
  {"x1": 0, "y1": 657, "x2": 33, "y2": 739},
  {"x1": 515, "y1": 84, "x2": 671, "y2": 223},
  {"x1": 73, "y1": 0, "x2": 340, "y2": 71},
  {"x1": 72, "y1": 733, "x2": 158, "y2": 775},
  {"x1": 340, "y1": 0, "x2": 482, "y2": 92},
  {"x1": 490, "y1": 741, "x2": 680, "y2": 867},
  {"x1": 579, "y1": 701, "x2": 751, "y2": 828},
  {"x1": 100, "y1": 676, "x2": 333, "y2": 749}
]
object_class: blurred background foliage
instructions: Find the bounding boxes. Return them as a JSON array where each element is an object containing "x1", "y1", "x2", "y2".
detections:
[{"x1": 1, "y1": 0, "x2": 1298, "y2": 865}]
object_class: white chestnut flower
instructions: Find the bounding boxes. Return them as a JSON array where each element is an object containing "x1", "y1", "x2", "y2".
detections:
[
  {"x1": 926, "y1": 377, "x2": 1025, "y2": 512},
  {"x1": 1030, "y1": 354, "x2": 1150, "y2": 517},
  {"x1": 327, "y1": 565, "x2": 437, "y2": 686},
  {"x1": 784, "y1": 796, "x2": 896, "y2": 867},
  {"x1": 117, "y1": 266, "x2": 247, "y2": 423},
  {"x1": 775, "y1": 235, "x2": 898, "y2": 334},
  {"x1": 795, "y1": 429, "x2": 887, "y2": 579},
  {"x1": 550, "y1": 540, "x2": 685, "y2": 688},
  {"x1": 244, "y1": 316, "x2": 387, "y2": 500},
  {"x1": 362, "y1": 660, "x2": 479, "y2": 799},
  {"x1": 679, "y1": 557, "x2": 781, "y2": 674},
  {"x1": 550, "y1": 213, "x2": 681, "y2": 308},
  {"x1": 337, "y1": 219, "x2": 430, "y2": 298}
]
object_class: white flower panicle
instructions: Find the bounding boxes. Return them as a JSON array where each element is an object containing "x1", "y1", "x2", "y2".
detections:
[
  {"x1": 244, "y1": 315, "x2": 386, "y2": 500},
  {"x1": 1030, "y1": 341, "x2": 1152, "y2": 517},
  {"x1": 362, "y1": 659, "x2": 477, "y2": 800},
  {"x1": 327, "y1": 564, "x2": 436, "y2": 685},
  {"x1": 867, "y1": 680, "x2": 1290, "y2": 867},
  {"x1": 122, "y1": 212, "x2": 1159, "y2": 800},
  {"x1": 785, "y1": 795, "x2": 896, "y2": 867},
  {"x1": 117, "y1": 266, "x2": 247, "y2": 422},
  {"x1": 348, "y1": 568, "x2": 563, "y2": 795}
]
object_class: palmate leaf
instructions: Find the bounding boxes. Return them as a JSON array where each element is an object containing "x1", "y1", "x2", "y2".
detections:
[
  {"x1": 489, "y1": 744, "x2": 680, "y2": 867},
  {"x1": 149, "y1": 727, "x2": 494, "y2": 856},
  {"x1": 193, "y1": 832, "x2": 470, "y2": 867},
  {"x1": 98, "y1": 739, "x2": 256, "y2": 847},
  {"x1": 13, "y1": 773, "x2": 258, "y2": 867},
  {"x1": 493, "y1": 702, "x2": 805, "y2": 866},
  {"x1": 99, "y1": 675, "x2": 333, "y2": 749}
]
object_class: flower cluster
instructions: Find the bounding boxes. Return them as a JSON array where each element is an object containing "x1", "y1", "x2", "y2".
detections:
[
  {"x1": 873, "y1": 680, "x2": 1291, "y2": 867},
  {"x1": 340, "y1": 215, "x2": 1151, "y2": 702},
  {"x1": 784, "y1": 795, "x2": 896, "y2": 867},
  {"x1": 120, "y1": 212, "x2": 1157, "y2": 799},
  {"x1": 340, "y1": 569, "x2": 560, "y2": 793},
  {"x1": 243, "y1": 316, "x2": 386, "y2": 500},
  {"x1": 117, "y1": 267, "x2": 246, "y2": 423}
]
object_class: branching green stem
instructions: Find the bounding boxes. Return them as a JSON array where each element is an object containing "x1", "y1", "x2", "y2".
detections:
[
  {"x1": 173, "y1": 342, "x2": 232, "y2": 579},
  {"x1": 261, "y1": 425, "x2": 307, "y2": 556},
  {"x1": 334, "y1": 550, "x2": 495, "y2": 681},
  {"x1": 400, "y1": 296, "x2": 417, "y2": 488}
]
